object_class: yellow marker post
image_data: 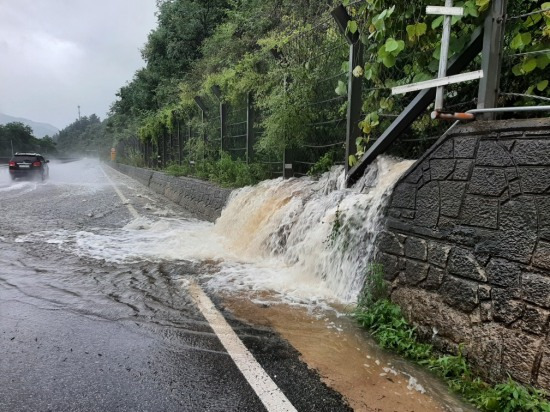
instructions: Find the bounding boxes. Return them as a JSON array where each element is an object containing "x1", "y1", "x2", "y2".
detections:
[{"x1": 110, "y1": 148, "x2": 116, "y2": 161}]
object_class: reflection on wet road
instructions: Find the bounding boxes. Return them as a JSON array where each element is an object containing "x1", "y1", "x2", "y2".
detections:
[
  {"x1": 0, "y1": 159, "x2": 473, "y2": 411},
  {"x1": 0, "y1": 160, "x2": 351, "y2": 412}
]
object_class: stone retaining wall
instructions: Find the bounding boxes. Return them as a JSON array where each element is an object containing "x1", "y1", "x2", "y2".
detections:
[
  {"x1": 109, "y1": 163, "x2": 232, "y2": 222},
  {"x1": 377, "y1": 118, "x2": 550, "y2": 389}
]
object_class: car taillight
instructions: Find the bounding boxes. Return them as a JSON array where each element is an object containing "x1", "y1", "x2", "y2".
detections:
[
  {"x1": 32, "y1": 161, "x2": 41, "y2": 167},
  {"x1": 8, "y1": 161, "x2": 15, "y2": 167}
]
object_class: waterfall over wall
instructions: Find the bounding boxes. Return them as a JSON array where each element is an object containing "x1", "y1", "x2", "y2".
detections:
[{"x1": 214, "y1": 157, "x2": 414, "y2": 302}]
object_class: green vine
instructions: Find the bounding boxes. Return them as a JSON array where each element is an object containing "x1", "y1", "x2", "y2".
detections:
[{"x1": 344, "y1": 0, "x2": 550, "y2": 165}]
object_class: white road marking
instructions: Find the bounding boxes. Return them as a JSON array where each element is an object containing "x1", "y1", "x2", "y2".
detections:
[
  {"x1": 100, "y1": 165, "x2": 140, "y2": 219},
  {"x1": 188, "y1": 281, "x2": 298, "y2": 412},
  {"x1": 102, "y1": 163, "x2": 297, "y2": 411}
]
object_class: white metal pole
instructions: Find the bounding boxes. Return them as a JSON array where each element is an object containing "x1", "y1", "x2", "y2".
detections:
[{"x1": 435, "y1": 0, "x2": 454, "y2": 111}]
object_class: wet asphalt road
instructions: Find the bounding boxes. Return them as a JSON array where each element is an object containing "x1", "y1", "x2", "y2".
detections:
[{"x1": 0, "y1": 160, "x2": 352, "y2": 412}]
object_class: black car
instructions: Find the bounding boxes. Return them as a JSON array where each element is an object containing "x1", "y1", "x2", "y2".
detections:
[{"x1": 9, "y1": 153, "x2": 50, "y2": 181}]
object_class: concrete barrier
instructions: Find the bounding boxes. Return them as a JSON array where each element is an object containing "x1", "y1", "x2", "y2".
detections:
[{"x1": 108, "y1": 163, "x2": 232, "y2": 222}]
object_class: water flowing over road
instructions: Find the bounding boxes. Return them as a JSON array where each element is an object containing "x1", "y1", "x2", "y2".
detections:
[{"x1": 0, "y1": 159, "x2": 473, "y2": 411}]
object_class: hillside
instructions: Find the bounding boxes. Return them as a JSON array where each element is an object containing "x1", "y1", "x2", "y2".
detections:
[{"x1": 0, "y1": 113, "x2": 59, "y2": 138}]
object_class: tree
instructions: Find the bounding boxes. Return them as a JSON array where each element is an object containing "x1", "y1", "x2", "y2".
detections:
[
  {"x1": 54, "y1": 115, "x2": 109, "y2": 157},
  {"x1": 0, "y1": 122, "x2": 40, "y2": 156}
]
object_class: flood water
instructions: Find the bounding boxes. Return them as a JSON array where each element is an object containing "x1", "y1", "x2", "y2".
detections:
[{"x1": 0, "y1": 159, "x2": 475, "y2": 411}]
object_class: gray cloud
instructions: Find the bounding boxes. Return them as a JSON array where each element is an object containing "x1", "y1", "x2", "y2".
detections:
[{"x1": 0, "y1": 0, "x2": 157, "y2": 129}]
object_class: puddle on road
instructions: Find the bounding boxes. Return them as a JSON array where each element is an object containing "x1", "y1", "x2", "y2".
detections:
[{"x1": 220, "y1": 294, "x2": 473, "y2": 412}]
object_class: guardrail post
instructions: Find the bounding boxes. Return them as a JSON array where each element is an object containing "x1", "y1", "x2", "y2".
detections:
[
  {"x1": 246, "y1": 92, "x2": 255, "y2": 163},
  {"x1": 332, "y1": 5, "x2": 364, "y2": 174},
  {"x1": 477, "y1": 0, "x2": 508, "y2": 119}
]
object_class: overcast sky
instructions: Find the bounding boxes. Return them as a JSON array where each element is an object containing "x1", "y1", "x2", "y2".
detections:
[{"x1": 0, "y1": 0, "x2": 158, "y2": 129}]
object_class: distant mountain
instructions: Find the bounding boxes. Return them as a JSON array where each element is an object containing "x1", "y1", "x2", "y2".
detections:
[{"x1": 0, "y1": 113, "x2": 59, "y2": 138}]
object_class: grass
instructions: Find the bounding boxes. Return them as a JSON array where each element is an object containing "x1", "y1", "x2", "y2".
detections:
[
  {"x1": 164, "y1": 153, "x2": 269, "y2": 188},
  {"x1": 354, "y1": 298, "x2": 550, "y2": 411}
]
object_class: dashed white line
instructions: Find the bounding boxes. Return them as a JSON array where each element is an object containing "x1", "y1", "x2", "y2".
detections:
[
  {"x1": 100, "y1": 165, "x2": 139, "y2": 219},
  {"x1": 102, "y1": 163, "x2": 297, "y2": 411}
]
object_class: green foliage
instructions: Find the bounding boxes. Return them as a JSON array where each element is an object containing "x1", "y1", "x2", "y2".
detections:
[
  {"x1": 55, "y1": 115, "x2": 109, "y2": 157},
  {"x1": 101, "y1": 0, "x2": 550, "y2": 182},
  {"x1": 476, "y1": 379, "x2": 550, "y2": 412},
  {"x1": 308, "y1": 151, "x2": 335, "y2": 177},
  {"x1": 355, "y1": 299, "x2": 433, "y2": 360},
  {"x1": 165, "y1": 163, "x2": 192, "y2": 177},
  {"x1": 358, "y1": 263, "x2": 388, "y2": 306},
  {"x1": 339, "y1": 0, "x2": 550, "y2": 160},
  {"x1": 119, "y1": 147, "x2": 146, "y2": 168},
  {"x1": 327, "y1": 206, "x2": 343, "y2": 246},
  {"x1": 354, "y1": 296, "x2": 550, "y2": 411},
  {"x1": 0, "y1": 122, "x2": 57, "y2": 156},
  {"x1": 166, "y1": 152, "x2": 269, "y2": 188}
]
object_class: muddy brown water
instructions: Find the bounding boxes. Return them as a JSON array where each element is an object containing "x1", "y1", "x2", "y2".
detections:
[{"x1": 220, "y1": 294, "x2": 475, "y2": 412}]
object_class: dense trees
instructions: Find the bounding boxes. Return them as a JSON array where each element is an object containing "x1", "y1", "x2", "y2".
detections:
[
  {"x1": 0, "y1": 123, "x2": 56, "y2": 157},
  {"x1": 54, "y1": 0, "x2": 549, "y2": 175},
  {"x1": 55, "y1": 115, "x2": 108, "y2": 157},
  {"x1": 110, "y1": 0, "x2": 230, "y2": 123}
]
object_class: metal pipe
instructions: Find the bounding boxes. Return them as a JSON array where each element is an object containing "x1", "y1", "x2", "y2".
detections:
[
  {"x1": 432, "y1": 111, "x2": 476, "y2": 121},
  {"x1": 500, "y1": 93, "x2": 550, "y2": 102},
  {"x1": 467, "y1": 106, "x2": 550, "y2": 115},
  {"x1": 438, "y1": 105, "x2": 550, "y2": 138},
  {"x1": 302, "y1": 141, "x2": 345, "y2": 149},
  {"x1": 505, "y1": 49, "x2": 550, "y2": 58},
  {"x1": 509, "y1": 7, "x2": 550, "y2": 20}
]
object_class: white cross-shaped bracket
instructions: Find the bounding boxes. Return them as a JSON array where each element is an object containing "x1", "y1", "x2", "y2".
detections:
[{"x1": 391, "y1": 1, "x2": 483, "y2": 115}]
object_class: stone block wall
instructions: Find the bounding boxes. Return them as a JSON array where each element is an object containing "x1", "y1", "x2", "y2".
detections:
[
  {"x1": 377, "y1": 118, "x2": 550, "y2": 389},
  {"x1": 109, "y1": 163, "x2": 232, "y2": 222}
]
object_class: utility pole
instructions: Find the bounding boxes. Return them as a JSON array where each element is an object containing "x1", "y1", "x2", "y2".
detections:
[{"x1": 78, "y1": 105, "x2": 81, "y2": 121}]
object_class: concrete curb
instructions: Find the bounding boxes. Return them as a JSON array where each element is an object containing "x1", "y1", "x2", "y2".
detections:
[{"x1": 107, "y1": 163, "x2": 232, "y2": 222}]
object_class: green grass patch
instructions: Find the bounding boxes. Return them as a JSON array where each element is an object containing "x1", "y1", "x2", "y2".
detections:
[
  {"x1": 354, "y1": 299, "x2": 550, "y2": 411},
  {"x1": 165, "y1": 153, "x2": 270, "y2": 188}
]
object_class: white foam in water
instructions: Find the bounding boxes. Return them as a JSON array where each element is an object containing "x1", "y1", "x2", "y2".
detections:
[
  {"x1": 71, "y1": 218, "x2": 229, "y2": 263},
  {"x1": 28, "y1": 156, "x2": 413, "y2": 305},
  {"x1": 212, "y1": 156, "x2": 414, "y2": 302}
]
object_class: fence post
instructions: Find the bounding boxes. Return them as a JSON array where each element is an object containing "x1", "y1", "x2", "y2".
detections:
[
  {"x1": 283, "y1": 149, "x2": 294, "y2": 179},
  {"x1": 194, "y1": 96, "x2": 207, "y2": 161},
  {"x1": 246, "y1": 92, "x2": 255, "y2": 163},
  {"x1": 177, "y1": 119, "x2": 182, "y2": 165},
  {"x1": 477, "y1": 0, "x2": 508, "y2": 119},
  {"x1": 162, "y1": 132, "x2": 167, "y2": 168},
  {"x1": 332, "y1": 5, "x2": 364, "y2": 174},
  {"x1": 211, "y1": 86, "x2": 227, "y2": 155},
  {"x1": 220, "y1": 103, "x2": 227, "y2": 154},
  {"x1": 282, "y1": 73, "x2": 294, "y2": 178}
]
